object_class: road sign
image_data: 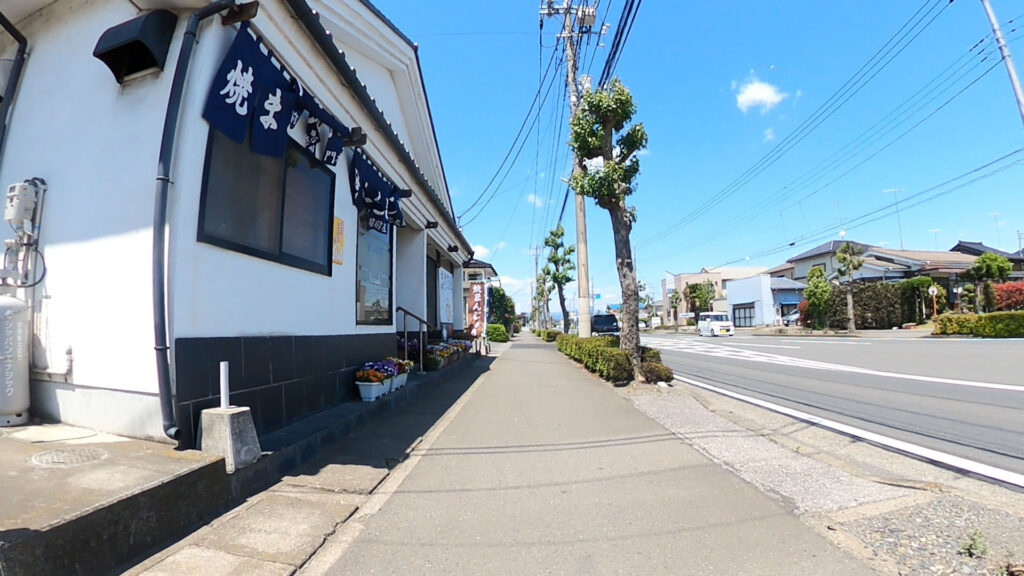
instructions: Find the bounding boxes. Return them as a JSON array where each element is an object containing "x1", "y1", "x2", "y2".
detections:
[{"x1": 928, "y1": 286, "x2": 938, "y2": 296}]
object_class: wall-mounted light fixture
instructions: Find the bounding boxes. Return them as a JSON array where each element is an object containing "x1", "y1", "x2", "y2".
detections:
[
  {"x1": 222, "y1": 2, "x2": 260, "y2": 26},
  {"x1": 424, "y1": 221, "x2": 438, "y2": 229},
  {"x1": 342, "y1": 126, "x2": 367, "y2": 147},
  {"x1": 396, "y1": 188, "x2": 412, "y2": 199},
  {"x1": 447, "y1": 245, "x2": 459, "y2": 253}
]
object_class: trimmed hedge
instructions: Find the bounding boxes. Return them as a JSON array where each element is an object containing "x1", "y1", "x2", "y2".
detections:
[
  {"x1": 640, "y1": 362, "x2": 674, "y2": 383},
  {"x1": 973, "y1": 311, "x2": 1024, "y2": 338},
  {"x1": 556, "y1": 334, "x2": 672, "y2": 385},
  {"x1": 933, "y1": 313, "x2": 977, "y2": 335},
  {"x1": 539, "y1": 330, "x2": 559, "y2": 342},
  {"x1": 933, "y1": 311, "x2": 1024, "y2": 337},
  {"x1": 487, "y1": 324, "x2": 509, "y2": 342}
]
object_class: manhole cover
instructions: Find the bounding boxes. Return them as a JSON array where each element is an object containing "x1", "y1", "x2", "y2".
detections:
[{"x1": 30, "y1": 447, "x2": 109, "y2": 468}]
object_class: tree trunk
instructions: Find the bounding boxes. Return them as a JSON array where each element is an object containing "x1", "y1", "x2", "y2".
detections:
[
  {"x1": 846, "y1": 284, "x2": 856, "y2": 332},
  {"x1": 556, "y1": 284, "x2": 569, "y2": 334},
  {"x1": 673, "y1": 309, "x2": 678, "y2": 333},
  {"x1": 607, "y1": 201, "x2": 646, "y2": 384}
]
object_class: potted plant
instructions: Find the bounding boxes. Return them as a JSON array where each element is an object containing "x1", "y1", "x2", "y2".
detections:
[
  {"x1": 385, "y1": 357, "x2": 413, "y2": 391},
  {"x1": 355, "y1": 360, "x2": 397, "y2": 401}
]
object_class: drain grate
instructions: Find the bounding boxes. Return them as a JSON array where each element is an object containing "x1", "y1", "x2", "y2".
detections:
[{"x1": 30, "y1": 447, "x2": 109, "y2": 468}]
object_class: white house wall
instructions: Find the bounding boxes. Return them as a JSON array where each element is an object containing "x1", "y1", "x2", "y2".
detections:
[
  {"x1": 395, "y1": 226, "x2": 427, "y2": 331},
  {"x1": 1, "y1": 0, "x2": 183, "y2": 397},
  {"x1": 725, "y1": 275, "x2": 774, "y2": 326}
]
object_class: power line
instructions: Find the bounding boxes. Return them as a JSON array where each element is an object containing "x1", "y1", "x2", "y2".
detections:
[
  {"x1": 639, "y1": 0, "x2": 952, "y2": 247},
  {"x1": 458, "y1": 45, "x2": 560, "y2": 219}
]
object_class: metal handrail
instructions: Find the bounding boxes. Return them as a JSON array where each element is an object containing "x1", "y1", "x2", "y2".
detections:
[{"x1": 396, "y1": 306, "x2": 431, "y2": 372}]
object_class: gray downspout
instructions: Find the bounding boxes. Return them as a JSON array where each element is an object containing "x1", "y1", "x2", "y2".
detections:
[
  {"x1": 154, "y1": 0, "x2": 236, "y2": 441},
  {"x1": 0, "y1": 10, "x2": 28, "y2": 165}
]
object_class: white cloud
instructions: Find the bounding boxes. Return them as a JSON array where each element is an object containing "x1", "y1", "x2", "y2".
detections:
[
  {"x1": 763, "y1": 128, "x2": 776, "y2": 142},
  {"x1": 795, "y1": 89, "x2": 803, "y2": 99},
  {"x1": 526, "y1": 194, "x2": 546, "y2": 207},
  {"x1": 496, "y1": 241, "x2": 507, "y2": 251},
  {"x1": 472, "y1": 244, "x2": 491, "y2": 259},
  {"x1": 735, "y1": 77, "x2": 788, "y2": 114}
]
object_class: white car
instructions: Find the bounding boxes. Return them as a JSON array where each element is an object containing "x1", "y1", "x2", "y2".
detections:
[{"x1": 697, "y1": 312, "x2": 734, "y2": 337}]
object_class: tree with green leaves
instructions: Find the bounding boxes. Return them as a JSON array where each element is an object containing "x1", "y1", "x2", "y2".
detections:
[
  {"x1": 535, "y1": 267, "x2": 554, "y2": 329},
  {"x1": 803, "y1": 268, "x2": 832, "y2": 329},
  {"x1": 962, "y1": 253, "x2": 1012, "y2": 313},
  {"x1": 836, "y1": 242, "x2": 864, "y2": 332},
  {"x1": 683, "y1": 282, "x2": 715, "y2": 314},
  {"x1": 637, "y1": 281, "x2": 653, "y2": 324},
  {"x1": 568, "y1": 78, "x2": 648, "y2": 382},
  {"x1": 543, "y1": 224, "x2": 576, "y2": 333},
  {"x1": 487, "y1": 286, "x2": 516, "y2": 334},
  {"x1": 669, "y1": 289, "x2": 682, "y2": 333}
]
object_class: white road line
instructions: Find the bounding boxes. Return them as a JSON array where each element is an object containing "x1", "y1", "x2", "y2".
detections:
[
  {"x1": 644, "y1": 337, "x2": 1024, "y2": 392},
  {"x1": 673, "y1": 373, "x2": 1024, "y2": 490},
  {"x1": 715, "y1": 342, "x2": 800, "y2": 349}
]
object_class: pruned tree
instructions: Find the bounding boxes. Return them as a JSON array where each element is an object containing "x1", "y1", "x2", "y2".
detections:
[
  {"x1": 962, "y1": 253, "x2": 1012, "y2": 313},
  {"x1": 804, "y1": 267, "x2": 832, "y2": 330},
  {"x1": 535, "y1": 268, "x2": 554, "y2": 329},
  {"x1": 836, "y1": 242, "x2": 864, "y2": 332},
  {"x1": 568, "y1": 78, "x2": 648, "y2": 383},
  {"x1": 487, "y1": 286, "x2": 516, "y2": 334},
  {"x1": 544, "y1": 224, "x2": 576, "y2": 333},
  {"x1": 684, "y1": 282, "x2": 715, "y2": 314},
  {"x1": 669, "y1": 289, "x2": 682, "y2": 333}
]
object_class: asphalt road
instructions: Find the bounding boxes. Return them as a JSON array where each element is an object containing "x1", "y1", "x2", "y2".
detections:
[{"x1": 643, "y1": 333, "x2": 1024, "y2": 481}]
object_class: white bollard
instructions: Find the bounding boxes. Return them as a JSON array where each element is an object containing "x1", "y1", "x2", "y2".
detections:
[{"x1": 219, "y1": 361, "x2": 230, "y2": 409}]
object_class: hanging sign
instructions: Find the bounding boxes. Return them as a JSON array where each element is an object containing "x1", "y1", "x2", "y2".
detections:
[
  {"x1": 439, "y1": 267, "x2": 454, "y2": 324},
  {"x1": 349, "y1": 150, "x2": 405, "y2": 234},
  {"x1": 332, "y1": 218, "x2": 344, "y2": 265}
]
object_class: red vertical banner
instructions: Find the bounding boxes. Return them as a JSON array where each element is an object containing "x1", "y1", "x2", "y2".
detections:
[{"x1": 469, "y1": 282, "x2": 486, "y2": 337}]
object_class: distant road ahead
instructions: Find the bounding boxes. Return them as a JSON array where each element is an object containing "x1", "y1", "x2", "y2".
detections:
[{"x1": 642, "y1": 334, "x2": 1024, "y2": 483}]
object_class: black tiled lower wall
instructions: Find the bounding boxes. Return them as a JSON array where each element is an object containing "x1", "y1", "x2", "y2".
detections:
[{"x1": 173, "y1": 333, "x2": 394, "y2": 449}]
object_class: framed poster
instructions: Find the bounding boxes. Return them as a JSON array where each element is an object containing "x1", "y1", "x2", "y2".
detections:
[{"x1": 332, "y1": 217, "x2": 344, "y2": 265}]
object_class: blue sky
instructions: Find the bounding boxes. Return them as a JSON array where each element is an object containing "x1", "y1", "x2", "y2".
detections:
[{"x1": 372, "y1": 0, "x2": 1024, "y2": 313}]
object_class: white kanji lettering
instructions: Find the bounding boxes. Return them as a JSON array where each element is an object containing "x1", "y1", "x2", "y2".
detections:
[
  {"x1": 259, "y1": 88, "x2": 282, "y2": 130},
  {"x1": 219, "y1": 60, "x2": 254, "y2": 116}
]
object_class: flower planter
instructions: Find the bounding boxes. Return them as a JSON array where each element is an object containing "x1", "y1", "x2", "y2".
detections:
[
  {"x1": 390, "y1": 372, "x2": 408, "y2": 392},
  {"x1": 356, "y1": 379, "x2": 389, "y2": 402}
]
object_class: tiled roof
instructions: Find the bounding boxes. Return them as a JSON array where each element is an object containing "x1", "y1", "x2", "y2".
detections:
[
  {"x1": 770, "y1": 277, "x2": 806, "y2": 290},
  {"x1": 870, "y1": 248, "x2": 976, "y2": 265},
  {"x1": 787, "y1": 240, "x2": 873, "y2": 263}
]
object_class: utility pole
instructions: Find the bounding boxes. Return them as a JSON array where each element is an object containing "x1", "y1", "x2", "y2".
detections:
[
  {"x1": 532, "y1": 245, "x2": 539, "y2": 331},
  {"x1": 979, "y1": 0, "x2": 1024, "y2": 130},
  {"x1": 541, "y1": 0, "x2": 598, "y2": 337}
]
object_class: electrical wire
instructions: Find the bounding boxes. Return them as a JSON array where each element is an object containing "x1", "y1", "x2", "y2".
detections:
[{"x1": 639, "y1": 0, "x2": 953, "y2": 247}]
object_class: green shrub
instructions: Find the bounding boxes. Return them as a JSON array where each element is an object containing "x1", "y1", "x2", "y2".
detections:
[
  {"x1": 641, "y1": 346, "x2": 661, "y2": 364},
  {"x1": 595, "y1": 348, "x2": 632, "y2": 384},
  {"x1": 933, "y1": 313, "x2": 977, "y2": 335},
  {"x1": 541, "y1": 330, "x2": 559, "y2": 342},
  {"x1": 487, "y1": 324, "x2": 509, "y2": 342},
  {"x1": 973, "y1": 311, "x2": 1024, "y2": 338},
  {"x1": 826, "y1": 282, "x2": 904, "y2": 330},
  {"x1": 640, "y1": 362, "x2": 674, "y2": 383}
]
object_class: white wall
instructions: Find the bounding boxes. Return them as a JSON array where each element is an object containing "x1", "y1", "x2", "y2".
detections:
[
  {"x1": 395, "y1": 226, "x2": 426, "y2": 331},
  {"x1": 792, "y1": 256, "x2": 836, "y2": 281},
  {"x1": 725, "y1": 275, "x2": 774, "y2": 326},
  {"x1": 1, "y1": 0, "x2": 181, "y2": 396}
]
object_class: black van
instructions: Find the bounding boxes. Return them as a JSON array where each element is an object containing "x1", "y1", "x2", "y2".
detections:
[{"x1": 591, "y1": 314, "x2": 620, "y2": 336}]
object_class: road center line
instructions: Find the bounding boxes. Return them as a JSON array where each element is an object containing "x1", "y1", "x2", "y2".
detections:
[
  {"x1": 673, "y1": 373, "x2": 1024, "y2": 490},
  {"x1": 715, "y1": 342, "x2": 800, "y2": 349}
]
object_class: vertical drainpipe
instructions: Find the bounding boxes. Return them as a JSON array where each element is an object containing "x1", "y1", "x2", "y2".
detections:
[
  {"x1": 153, "y1": 0, "x2": 236, "y2": 441},
  {"x1": 0, "y1": 10, "x2": 28, "y2": 166}
]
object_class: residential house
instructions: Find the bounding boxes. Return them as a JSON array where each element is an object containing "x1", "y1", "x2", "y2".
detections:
[
  {"x1": 0, "y1": 0, "x2": 473, "y2": 448},
  {"x1": 660, "y1": 266, "x2": 766, "y2": 325},
  {"x1": 950, "y1": 241, "x2": 1024, "y2": 278},
  {"x1": 787, "y1": 240, "x2": 874, "y2": 281},
  {"x1": 725, "y1": 275, "x2": 806, "y2": 327}
]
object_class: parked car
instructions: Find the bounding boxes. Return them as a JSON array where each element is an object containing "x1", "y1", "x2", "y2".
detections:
[
  {"x1": 591, "y1": 314, "x2": 620, "y2": 336},
  {"x1": 782, "y1": 309, "x2": 801, "y2": 326},
  {"x1": 697, "y1": 312, "x2": 734, "y2": 337}
]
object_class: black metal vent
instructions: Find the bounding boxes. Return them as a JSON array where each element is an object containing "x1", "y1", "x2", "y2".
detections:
[{"x1": 93, "y1": 10, "x2": 178, "y2": 83}]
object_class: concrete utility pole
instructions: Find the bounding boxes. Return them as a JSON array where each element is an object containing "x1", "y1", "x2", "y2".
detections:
[
  {"x1": 979, "y1": 0, "x2": 1024, "y2": 130},
  {"x1": 541, "y1": 0, "x2": 599, "y2": 336}
]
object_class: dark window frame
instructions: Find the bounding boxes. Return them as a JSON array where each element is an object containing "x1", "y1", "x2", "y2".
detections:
[
  {"x1": 197, "y1": 129, "x2": 336, "y2": 277},
  {"x1": 354, "y1": 214, "x2": 394, "y2": 326},
  {"x1": 733, "y1": 304, "x2": 755, "y2": 327}
]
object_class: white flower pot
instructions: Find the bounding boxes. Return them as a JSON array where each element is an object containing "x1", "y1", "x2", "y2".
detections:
[
  {"x1": 391, "y1": 372, "x2": 408, "y2": 392},
  {"x1": 357, "y1": 380, "x2": 389, "y2": 401}
]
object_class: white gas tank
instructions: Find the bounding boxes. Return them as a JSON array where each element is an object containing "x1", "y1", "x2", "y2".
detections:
[{"x1": 0, "y1": 295, "x2": 30, "y2": 426}]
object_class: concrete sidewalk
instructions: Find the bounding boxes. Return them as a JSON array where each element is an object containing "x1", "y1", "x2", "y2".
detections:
[
  {"x1": 121, "y1": 348, "x2": 504, "y2": 576},
  {"x1": 305, "y1": 334, "x2": 878, "y2": 575}
]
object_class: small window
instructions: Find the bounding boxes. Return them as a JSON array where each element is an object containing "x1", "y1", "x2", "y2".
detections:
[
  {"x1": 199, "y1": 129, "x2": 335, "y2": 275},
  {"x1": 356, "y1": 217, "x2": 393, "y2": 325}
]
